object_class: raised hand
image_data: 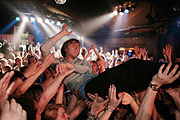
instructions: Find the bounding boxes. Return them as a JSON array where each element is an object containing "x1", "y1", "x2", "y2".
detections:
[
  {"x1": 62, "y1": 23, "x2": 72, "y2": 36},
  {"x1": 0, "y1": 71, "x2": 15, "y2": 102},
  {"x1": 162, "y1": 44, "x2": 172, "y2": 63},
  {"x1": 88, "y1": 93, "x2": 109, "y2": 116},
  {"x1": 108, "y1": 85, "x2": 123, "y2": 111},
  {"x1": 134, "y1": 45, "x2": 142, "y2": 59},
  {"x1": 151, "y1": 64, "x2": 180, "y2": 87},
  {"x1": 121, "y1": 92, "x2": 134, "y2": 105}
]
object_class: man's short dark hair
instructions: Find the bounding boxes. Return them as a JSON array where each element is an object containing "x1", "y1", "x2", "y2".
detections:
[{"x1": 61, "y1": 39, "x2": 80, "y2": 58}]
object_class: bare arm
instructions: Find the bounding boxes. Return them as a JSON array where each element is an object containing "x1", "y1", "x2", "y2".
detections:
[
  {"x1": 136, "y1": 64, "x2": 180, "y2": 120},
  {"x1": 38, "y1": 69, "x2": 75, "y2": 114},
  {"x1": 14, "y1": 54, "x2": 55, "y2": 97},
  {"x1": 41, "y1": 24, "x2": 72, "y2": 57},
  {"x1": 99, "y1": 85, "x2": 123, "y2": 120}
]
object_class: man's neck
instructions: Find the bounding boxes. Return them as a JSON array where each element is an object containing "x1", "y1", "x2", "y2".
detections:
[{"x1": 65, "y1": 56, "x2": 76, "y2": 62}]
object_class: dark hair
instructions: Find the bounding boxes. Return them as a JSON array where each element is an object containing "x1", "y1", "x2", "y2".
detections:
[
  {"x1": 15, "y1": 96, "x2": 37, "y2": 120},
  {"x1": 61, "y1": 39, "x2": 80, "y2": 58},
  {"x1": 27, "y1": 55, "x2": 37, "y2": 64},
  {"x1": 155, "y1": 91, "x2": 177, "y2": 120},
  {"x1": 44, "y1": 103, "x2": 65, "y2": 120}
]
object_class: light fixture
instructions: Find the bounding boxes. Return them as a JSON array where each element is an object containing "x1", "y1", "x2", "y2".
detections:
[
  {"x1": 55, "y1": 0, "x2": 66, "y2": 4},
  {"x1": 23, "y1": 17, "x2": 29, "y2": 22},
  {"x1": 30, "y1": 17, "x2": 35, "y2": 22},
  {"x1": 16, "y1": 17, "x2": 20, "y2": 21},
  {"x1": 56, "y1": 21, "x2": 61, "y2": 26},
  {"x1": 45, "y1": 19, "x2": 49, "y2": 23}
]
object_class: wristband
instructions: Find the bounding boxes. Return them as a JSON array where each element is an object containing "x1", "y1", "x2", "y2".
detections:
[
  {"x1": 148, "y1": 83, "x2": 159, "y2": 91},
  {"x1": 20, "y1": 75, "x2": 27, "y2": 81},
  {"x1": 87, "y1": 113, "x2": 97, "y2": 120},
  {"x1": 106, "y1": 105, "x2": 114, "y2": 112}
]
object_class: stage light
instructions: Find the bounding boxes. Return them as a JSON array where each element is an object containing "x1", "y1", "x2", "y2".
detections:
[
  {"x1": 51, "y1": 21, "x2": 55, "y2": 24},
  {"x1": 23, "y1": 17, "x2": 29, "y2": 22},
  {"x1": 45, "y1": 19, "x2": 49, "y2": 23},
  {"x1": 55, "y1": 0, "x2": 66, "y2": 4},
  {"x1": 113, "y1": 11, "x2": 118, "y2": 16},
  {"x1": 56, "y1": 21, "x2": 61, "y2": 26},
  {"x1": 124, "y1": 9, "x2": 129, "y2": 14},
  {"x1": 16, "y1": 17, "x2": 20, "y2": 21},
  {"x1": 30, "y1": 17, "x2": 35, "y2": 22},
  {"x1": 119, "y1": 12, "x2": 124, "y2": 16},
  {"x1": 37, "y1": 17, "x2": 42, "y2": 23}
]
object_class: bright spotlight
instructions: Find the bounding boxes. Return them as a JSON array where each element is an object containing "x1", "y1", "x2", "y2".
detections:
[
  {"x1": 45, "y1": 19, "x2": 49, "y2": 23},
  {"x1": 51, "y1": 21, "x2": 55, "y2": 24},
  {"x1": 124, "y1": 9, "x2": 129, "y2": 14},
  {"x1": 16, "y1": 17, "x2": 20, "y2": 21},
  {"x1": 30, "y1": 17, "x2": 35, "y2": 22},
  {"x1": 37, "y1": 17, "x2": 43, "y2": 23},
  {"x1": 23, "y1": 17, "x2": 29, "y2": 22},
  {"x1": 56, "y1": 21, "x2": 61, "y2": 26},
  {"x1": 119, "y1": 12, "x2": 124, "y2": 16},
  {"x1": 113, "y1": 11, "x2": 118, "y2": 16}
]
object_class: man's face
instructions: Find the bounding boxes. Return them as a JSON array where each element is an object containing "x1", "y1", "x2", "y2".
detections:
[{"x1": 65, "y1": 41, "x2": 80, "y2": 59}]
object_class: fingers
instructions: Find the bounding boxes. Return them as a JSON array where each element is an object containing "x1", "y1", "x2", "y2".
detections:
[
  {"x1": 0, "y1": 71, "x2": 14, "y2": 90},
  {"x1": 163, "y1": 63, "x2": 172, "y2": 75},
  {"x1": 158, "y1": 64, "x2": 165, "y2": 75},
  {"x1": 87, "y1": 93, "x2": 95, "y2": 101},
  {"x1": 10, "y1": 99, "x2": 17, "y2": 112},
  {"x1": 6, "y1": 82, "x2": 14, "y2": 96},
  {"x1": 168, "y1": 65, "x2": 179, "y2": 77},
  {"x1": 169, "y1": 70, "x2": 180, "y2": 83},
  {"x1": 55, "y1": 64, "x2": 59, "y2": 76},
  {"x1": 1, "y1": 100, "x2": 10, "y2": 112},
  {"x1": 63, "y1": 69, "x2": 75, "y2": 77}
]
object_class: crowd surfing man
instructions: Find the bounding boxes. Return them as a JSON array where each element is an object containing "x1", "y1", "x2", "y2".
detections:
[{"x1": 41, "y1": 24, "x2": 180, "y2": 100}]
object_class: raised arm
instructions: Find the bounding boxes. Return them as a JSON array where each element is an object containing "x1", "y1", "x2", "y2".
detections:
[
  {"x1": 38, "y1": 69, "x2": 75, "y2": 114},
  {"x1": 99, "y1": 85, "x2": 123, "y2": 120},
  {"x1": 121, "y1": 92, "x2": 139, "y2": 115},
  {"x1": 136, "y1": 64, "x2": 180, "y2": 120},
  {"x1": 14, "y1": 54, "x2": 55, "y2": 97},
  {"x1": 41, "y1": 24, "x2": 72, "y2": 57}
]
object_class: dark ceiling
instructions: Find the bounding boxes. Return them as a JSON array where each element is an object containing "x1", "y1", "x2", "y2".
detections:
[{"x1": 0, "y1": 0, "x2": 180, "y2": 34}]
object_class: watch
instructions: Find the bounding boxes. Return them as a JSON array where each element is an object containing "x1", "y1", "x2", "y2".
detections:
[{"x1": 148, "y1": 83, "x2": 159, "y2": 91}]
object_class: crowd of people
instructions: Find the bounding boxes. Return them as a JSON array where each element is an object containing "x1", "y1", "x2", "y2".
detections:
[{"x1": 0, "y1": 24, "x2": 179, "y2": 120}]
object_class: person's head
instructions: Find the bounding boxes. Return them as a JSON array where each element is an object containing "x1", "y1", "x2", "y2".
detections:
[
  {"x1": 61, "y1": 39, "x2": 80, "y2": 59},
  {"x1": 24, "y1": 83, "x2": 43, "y2": 102},
  {"x1": 90, "y1": 60, "x2": 99, "y2": 74},
  {"x1": 15, "y1": 57, "x2": 22, "y2": 66},
  {"x1": 0, "y1": 58, "x2": 7, "y2": 67},
  {"x1": 15, "y1": 97, "x2": 37, "y2": 120},
  {"x1": 28, "y1": 55, "x2": 37, "y2": 64},
  {"x1": 44, "y1": 103, "x2": 69, "y2": 120},
  {"x1": 155, "y1": 91, "x2": 177, "y2": 120},
  {"x1": 4, "y1": 65, "x2": 12, "y2": 73}
]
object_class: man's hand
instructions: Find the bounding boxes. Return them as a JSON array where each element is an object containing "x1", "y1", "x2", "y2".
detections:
[
  {"x1": 151, "y1": 64, "x2": 180, "y2": 87},
  {"x1": 0, "y1": 71, "x2": 15, "y2": 102},
  {"x1": 55, "y1": 62, "x2": 75, "y2": 76},
  {"x1": 108, "y1": 85, "x2": 123, "y2": 111},
  {"x1": 121, "y1": 92, "x2": 134, "y2": 105},
  {"x1": 62, "y1": 24, "x2": 72, "y2": 36},
  {"x1": 0, "y1": 99, "x2": 27, "y2": 120},
  {"x1": 87, "y1": 93, "x2": 109, "y2": 116}
]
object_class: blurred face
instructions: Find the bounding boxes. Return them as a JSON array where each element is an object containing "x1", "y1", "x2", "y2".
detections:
[
  {"x1": 29, "y1": 57, "x2": 37, "y2": 64},
  {"x1": 65, "y1": 41, "x2": 80, "y2": 60},
  {"x1": 90, "y1": 61, "x2": 99, "y2": 74},
  {"x1": 56, "y1": 107, "x2": 69, "y2": 120},
  {"x1": 15, "y1": 58, "x2": 21, "y2": 65}
]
